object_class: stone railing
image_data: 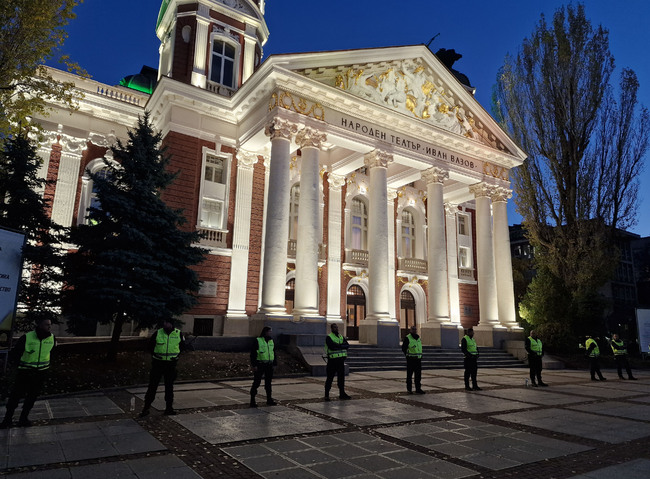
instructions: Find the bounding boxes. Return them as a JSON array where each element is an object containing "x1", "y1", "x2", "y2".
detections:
[
  {"x1": 287, "y1": 239, "x2": 326, "y2": 261},
  {"x1": 206, "y1": 82, "x2": 236, "y2": 97},
  {"x1": 95, "y1": 86, "x2": 144, "y2": 105},
  {"x1": 346, "y1": 249, "x2": 368, "y2": 266},
  {"x1": 398, "y1": 257, "x2": 428, "y2": 274},
  {"x1": 459, "y1": 267, "x2": 475, "y2": 281},
  {"x1": 198, "y1": 228, "x2": 227, "y2": 248}
]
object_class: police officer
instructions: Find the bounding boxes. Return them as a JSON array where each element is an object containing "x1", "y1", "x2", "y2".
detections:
[
  {"x1": 250, "y1": 326, "x2": 277, "y2": 407},
  {"x1": 461, "y1": 328, "x2": 481, "y2": 391},
  {"x1": 325, "y1": 323, "x2": 350, "y2": 401},
  {"x1": 402, "y1": 325, "x2": 425, "y2": 394},
  {"x1": 139, "y1": 319, "x2": 186, "y2": 417},
  {"x1": 1, "y1": 318, "x2": 55, "y2": 428},
  {"x1": 609, "y1": 333, "x2": 637, "y2": 380},
  {"x1": 585, "y1": 334, "x2": 606, "y2": 381},
  {"x1": 525, "y1": 330, "x2": 547, "y2": 387}
]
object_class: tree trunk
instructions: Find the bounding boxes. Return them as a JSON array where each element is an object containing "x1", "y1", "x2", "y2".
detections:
[{"x1": 107, "y1": 313, "x2": 124, "y2": 362}]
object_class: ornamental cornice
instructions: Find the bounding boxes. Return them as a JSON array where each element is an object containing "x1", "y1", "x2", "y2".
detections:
[
  {"x1": 328, "y1": 173, "x2": 346, "y2": 191},
  {"x1": 364, "y1": 149, "x2": 393, "y2": 169},
  {"x1": 269, "y1": 90, "x2": 325, "y2": 121},
  {"x1": 421, "y1": 166, "x2": 448, "y2": 185},
  {"x1": 236, "y1": 150, "x2": 259, "y2": 170},
  {"x1": 295, "y1": 127, "x2": 327, "y2": 150},
  {"x1": 264, "y1": 117, "x2": 299, "y2": 141},
  {"x1": 491, "y1": 186, "x2": 512, "y2": 203}
]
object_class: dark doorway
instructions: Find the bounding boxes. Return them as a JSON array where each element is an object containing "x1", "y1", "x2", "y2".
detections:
[
  {"x1": 346, "y1": 285, "x2": 365, "y2": 340},
  {"x1": 400, "y1": 290, "x2": 416, "y2": 338}
]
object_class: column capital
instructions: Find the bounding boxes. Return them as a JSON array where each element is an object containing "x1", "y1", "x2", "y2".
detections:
[
  {"x1": 328, "y1": 173, "x2": 346, "y2": 191},
  {"x1": 387, "y1": 187, "x2": 398, "y2": 201},
  {"x1": 296, "y1": 127, "x2": 327, "y2": 150},
  {"x1": 491, "y1": 186, "x2": 512, "y2": 203},
  {"x1": 444, "y1": 202, "x2": 459, "y2": 217},
  {"x1": 421, "y1": 166, "x2": 449, "y2": 185},
  {"x1": 469, "y1": 182, "x2": 494, "y2": 199},
  {"x1": 236, "y1": 150, "x2": 259, "y2": 170},
  {"x1": 264, "y1": 117, "x2": 299, "y2": 141},
  {"x1": 364, "y1": 149, "x2": 393, "y2": 169}
]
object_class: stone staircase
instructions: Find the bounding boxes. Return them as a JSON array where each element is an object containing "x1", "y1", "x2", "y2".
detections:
[{"x1": 346, "y1": 345, "x2": 526, "y2": 372}]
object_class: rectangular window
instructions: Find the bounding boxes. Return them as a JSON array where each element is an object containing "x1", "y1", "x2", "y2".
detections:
[
  {"x1": 458, "y1": 215, "x2": 468, "y2": 236},
  {"x1": 205, "y1": 156, "x2": 224, "y2": 184},
  {"x1": 200, "y1": 199, "x2": 223, "y2": 229},
  {"x1": 459, "y1": 247, "x2": 470, "y2": 268}
]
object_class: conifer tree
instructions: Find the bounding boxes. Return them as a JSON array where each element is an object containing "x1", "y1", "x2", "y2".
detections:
[
  {"x1": 64, "y1": 113, "x2": 206, "y2": 360},
  {"x1": 0, "y1": 132, "x2": 66, "y2": 329}
]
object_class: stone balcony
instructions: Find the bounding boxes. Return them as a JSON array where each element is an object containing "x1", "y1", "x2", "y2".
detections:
[
  {"x1": 198, "y1": 227, "x2": 227, "y2": 248},
  {"x1": 398, "y1": 257, "x2": 428, "y2": 274}
]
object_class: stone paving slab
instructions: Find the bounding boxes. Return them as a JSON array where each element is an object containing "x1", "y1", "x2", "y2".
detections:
[
  {"x1": 377, "y1": 418, "x2": 589, "y2": 471},
  {"x1": 127, "y1": 382, "x2": 222, "y2": 394},
  {"x1": 345, "y1": 379, "x2": 410, "y2": 394},
  {"x1": 493, "y1": 407, "x2": 650, "y2": 443},
  {"x1": 0, "y1": 419, "x2": 165, "y2": 469},
  {"x1": 223, "y1": 431, "x2": 476, "y2": 479},
  {"x1": 135, "y1": 387, "x2": 250, "y2": 411},
  {"x1": 406, "y1": 391, "x2": 537, "y2": 414},
  {"x1": 298, "y1": 398, "x2": 449, "y2": 426},
  {"x1": 1, "y1": 394, "x2": 124, "y2": 421},
  {"x1": 566, "y1": 458, "x2": 650, "y2": 479},
  {"x1": 473, "y1": 387, "x2": 592, "y2": 405},
  {"x1": 568, "y1": 400, "x2": 650, "y2": 421},
  {"x1": 544, "y1": 383, "x2": 645, "y2": 399},
  {"x1": 171, "y1": 405, "x2": 341, "y2": 444},
  {"x1": 4, "y1": 454, "x2": 201, "y2": 478}
]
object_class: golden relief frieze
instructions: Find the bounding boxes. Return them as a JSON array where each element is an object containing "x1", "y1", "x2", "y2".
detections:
[
  {"x1": 483, "y1": 162, "x2": 509, "y2": 181},
  {"x1": 269, "y1": 91, "x2": 325, "y2": 121}
]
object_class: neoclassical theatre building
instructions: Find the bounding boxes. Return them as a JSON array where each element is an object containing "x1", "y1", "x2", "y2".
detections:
[{"x1": 35, "y1": 0, "x2": 526, "y2": 347}]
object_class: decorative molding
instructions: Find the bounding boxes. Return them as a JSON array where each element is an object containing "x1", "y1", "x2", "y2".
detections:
[
  {"x1": 364, "y1": 149, "x2": 393, "y2": 169},
  {"x1": 264, "y1": 117, "x2": 299, "y2": 141},
  {"x1": 483, "y1": 161, "x2": 509, "y2": 181},
  {"x1": 421, "y1": 166, "x2": 448, "y2": 185},
  {"x1": 295, "y1": 127, "x2": 327, "y2": 150},
  {"x1": 268, "y1": 91, "x2": 325, "y2": 120}
]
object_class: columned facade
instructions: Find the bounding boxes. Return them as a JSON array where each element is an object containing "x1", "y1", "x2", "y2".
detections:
[
  {"x1": 326, "y1": 173, "x2": 346, "y2": 322},
  {"x1": 492, "y1": 187, "x2": 519, "y2": 329}
]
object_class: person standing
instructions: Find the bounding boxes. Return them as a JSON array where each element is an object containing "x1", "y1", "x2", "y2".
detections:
[
  {"x1": 609, "y1": 333, "x2": 637, "y2": 380},
  {"x1": 324, "y1": 323, "x2": 350, "y2": 401},
  {"x1": 585, "y1": 334, "x2": 606, "y2": 381},
  {"x1": 139, "y1": 319, "x2": 186, "y2": 417},
  {"x1": 1, "y1": 318, "x2": 55, "y2": 428},
  {"x1": 461, "y1": 328, "x2": 481, "y2": 391},
  {"x1": 249, "y1": 326, "x2": 277, "y2": 407},
  {"x1": 525, "y1": 330, "x2": 548, "y2": 387},
  {"x1": 402, "y1": 325, "x2": 425, "y2": 394}
]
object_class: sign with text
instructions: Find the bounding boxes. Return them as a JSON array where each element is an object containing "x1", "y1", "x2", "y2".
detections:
[
  {"x1": 0, "y1": 228, "x2": 26, "y2": 332},
  {"x1": 636, "y1": 308, "x2": 650, "y2": 354}
]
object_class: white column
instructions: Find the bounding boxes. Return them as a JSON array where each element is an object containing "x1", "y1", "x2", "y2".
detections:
[
  {"x1": 469, "y1": 183, "x2": 499, "y2": 326},
  {"x1": 422, "y1": 167, "x2": 450, "y2": 322},
  {"x1": 364, "y1": 150, "x2": 393, "y2": 322},
  {"x1": 445, "y1": 203, "x2": 461, "y2": 324},
  {"x1": 492, "y1": 187, "x2": 519, "y2": 328},
  {"x1": 387, "y1": 187, "x2": 397, "y2": 320},
  {"x1": 258, "y1": 118, "x2": 298, "y2": 314},
  {"x1": 191, "y1": 5, "x2": 210, "y2": 88},
  {"x1": 226, "y1": 151, "x2": 258, "y2": 325},
  {"x1": 326, "y1": 174, "x2": 346, "y2": 321},
  {"x1": 293, "y1": 127, "x2": 327, "y2": 317},
  {"x1": 242, "y1": 24, "x2": 257, "y2": 83},
  {"x1": 51, "y1": 136, "x2": 86, "y2": 228}
]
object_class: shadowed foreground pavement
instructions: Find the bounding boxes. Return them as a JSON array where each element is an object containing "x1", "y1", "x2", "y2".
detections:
[{"x1": 2, "y1": 367, "x2": 650, "y2": 478}]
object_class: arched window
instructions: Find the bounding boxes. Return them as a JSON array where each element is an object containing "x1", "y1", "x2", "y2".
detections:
[
  {"x1": 78, "y1": 159, "x2": 114, "y2": 225},
  {"x1": 346, "y1": 284, "x2": 365, "y2": 341},
  {"x1": 210, "y1": 38, "x2": 237, "y2": 88},
  {"x1": 401, "y1": 209, "x2": 416, "y2": 258},
  {"x1": 289, "y1": 183, "x2": 300, "y2": 240},
  {"x1": 351, "y1": 197, "x2": 368, "y2": 250},
  {"x1": 400, "y1": 290, "x2": 416, "y2": 335}
]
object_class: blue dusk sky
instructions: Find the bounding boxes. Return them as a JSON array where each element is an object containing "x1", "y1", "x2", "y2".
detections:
[{"x1": 52, "y1": 0, "x2": 650, "y2": 237}]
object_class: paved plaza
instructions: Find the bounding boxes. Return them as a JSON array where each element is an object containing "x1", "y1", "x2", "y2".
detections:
[{"x1": 1, "y1": 367, "x2": 650, "y2": 478}]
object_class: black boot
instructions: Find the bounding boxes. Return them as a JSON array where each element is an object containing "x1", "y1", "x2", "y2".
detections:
[
  {"x1": 17, "y1": 413, "x2": 32, "y2": 428},
  {"x1": 250, "y1": 394, "x2": 257, "y2": 408}
]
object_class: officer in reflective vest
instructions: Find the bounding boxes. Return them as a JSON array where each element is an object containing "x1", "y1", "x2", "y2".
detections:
[
  {"x1": 585, "y1": 335, "x2": 606, "y2": 381},
  {"x1": 140, "y1": 319, "x2": 186, "y2": 417},
  {"x1": 1, "y1": 318, "x2": 55, "y2": 428},
  {"x1": 325, "y1": 323, "x2": 350, "y2": 400},
  {"x1": 609, "y1": 333, "x2": 636, "y2": 380},
  {"x1": 461, "y1": 328, "x2": 481, "y2": 391},
  {"x1": 402, "y1": 325, "x2": 425, "y2": 394},
  {"x1": 250, "y1": 326, "x2": 277, "y2": 407},
  {"x1": 525, "y1": 330, "x2": 548, "y2": 387}
]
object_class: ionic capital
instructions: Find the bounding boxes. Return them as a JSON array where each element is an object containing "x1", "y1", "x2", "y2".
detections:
[
  {"x1": 328, "y1": 173, "x2": 346, "y2": 191},
  {"x1": 421, "y1": 166, "x2": 448, "y2": 185},
  {"x1": 364, "y1": 149, "x2": 393, "y2": 169},
  {"x1": 295, "y1": 127, "x2": 327, "y2": 150},
  {"x1": 236, "y1": 150, "x2": 259, "y2": 170},
  {"x1": 264, "y1": 117, "x2": 299, "y2": 141}
]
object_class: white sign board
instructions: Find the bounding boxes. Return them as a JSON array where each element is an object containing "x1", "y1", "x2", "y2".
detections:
[
  {"x1": 637, "y1": 308, "x2": 650, "y2": 354},
  {"x1": 0, "y1": 228, "x2": 26, "y2": 332}
]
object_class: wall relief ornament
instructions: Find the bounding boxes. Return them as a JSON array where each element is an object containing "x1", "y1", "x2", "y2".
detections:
[
  {"x1": 269, "y1": 91, "x2": 325, "y2": 120},
  {"x1": 483, "y1": 161, "x2": 509, "y2": 181},
  {"x1": 334, "y1": 59, "x2": 478, "y2": 140}
]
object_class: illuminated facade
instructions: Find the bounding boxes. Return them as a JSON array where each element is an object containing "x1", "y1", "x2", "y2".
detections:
[{"x1": 34, "y1": 0, "x2": 526, "y2": 347}]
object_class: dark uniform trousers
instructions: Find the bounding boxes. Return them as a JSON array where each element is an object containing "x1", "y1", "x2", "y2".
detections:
[
  {"x1": 406, "y1": 357, "x2": 422, "y2": 392},
  {"x1": 325, "y1": 357, "x2": 346, "y2": 396},
  {"x1": 250, "y1": 362, "x2": 274, "y2": 400},
  {"x1": 4, "y1": 369, "x2": 47, "y2": 420},
  {"x1": 143, "y1": 359, "x2": 177, "y2": 408},
  {"x1": 528, "y1": 354, "x2": 543, "y2": 382},
  {"x1": 464, "y1": 356, "x2": 478, "y2": 388}
]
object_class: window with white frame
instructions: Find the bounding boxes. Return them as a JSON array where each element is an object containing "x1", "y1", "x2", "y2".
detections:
[
  {"x1": 457, "y1": 214, "x2": 469, "y2": 236},
  {"x1": 78, "y1": 159, "x2": 113, "y2": 225},
  {"x1": 289, "y1": 183, "x2": 300, "y2": 240},
  {"x1": 401, "y1": 209, "x2": 416, "y2": 258},
  {"x1": 459, "y1": 247, "x2": 471, "y2": 268},
  {"x1": 351, "y1": 197, "x2": 368, "y2": 250},
  {"x1": 199, "y1": 153, "x2": 229, "y2": 230},
  {"x1": 210, "y1": 38, "x2": 236, "y2": 88}
]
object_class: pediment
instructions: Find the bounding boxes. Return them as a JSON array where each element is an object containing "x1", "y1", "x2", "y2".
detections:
[{"x1": 285, "y1": 47, "x2": 517, "y2": 156}]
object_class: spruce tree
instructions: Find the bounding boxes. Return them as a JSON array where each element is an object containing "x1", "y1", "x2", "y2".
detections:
[
  {"x1": 64, "y1": 113, "x2": 206, "y2": 360},
  {"x1": 0, "y1": 132, "x2": 66, "y2": 329}
]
